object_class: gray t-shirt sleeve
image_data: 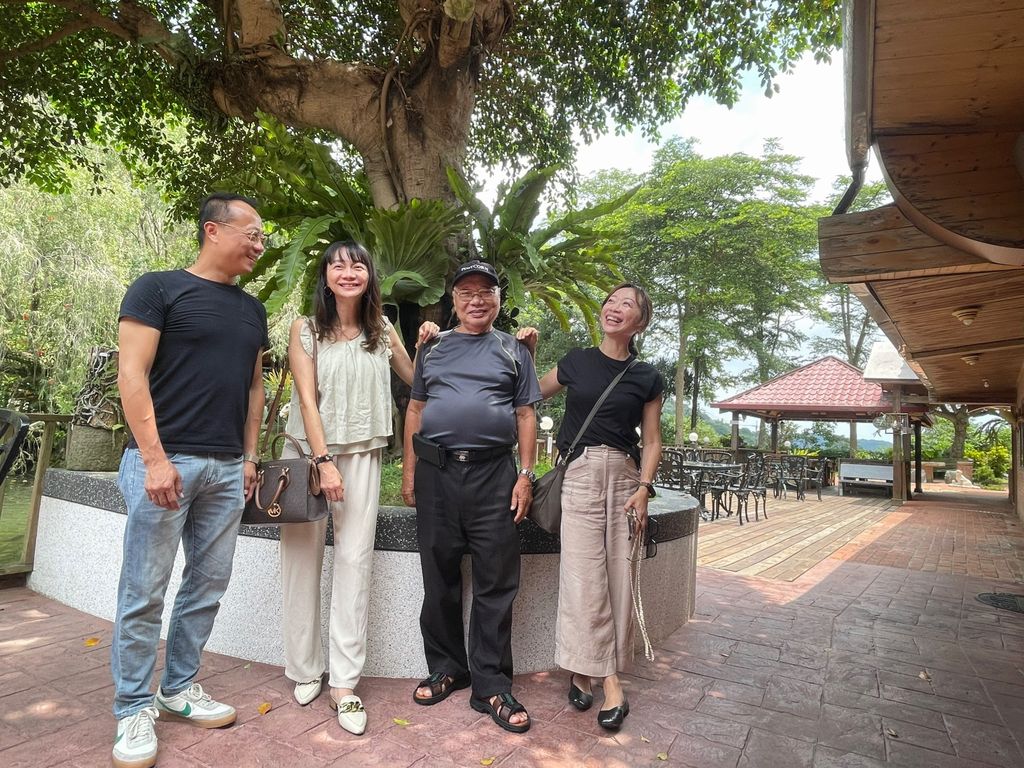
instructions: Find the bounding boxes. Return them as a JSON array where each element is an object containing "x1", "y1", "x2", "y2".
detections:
[{"x1": 513, "y1": 340, "x2": 542, "y2": 407}]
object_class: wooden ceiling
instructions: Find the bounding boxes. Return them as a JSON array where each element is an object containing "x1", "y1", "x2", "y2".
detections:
[{"x1": 820, "y1": 0, "x2": 1024, "y2": 406}]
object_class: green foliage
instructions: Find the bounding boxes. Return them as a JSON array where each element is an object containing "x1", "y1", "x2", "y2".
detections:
[
  {"x1": 0, "y1": 150, "x2": 193, "y2": 414},
  {"x1": 1, "y1": 2, "x2": 840, "y2": 201},
  {"x1": 447, "y1": 165, "x2": 635, "y2": 339},
  {"x1": 378, "y1": 460, "x2": 404, "y2": 507},
  {"x1": 584, "y1": 138, "x2": 825, "y2": 441},
  {"x1": 965, "y1": 442, "x2": 1010, "y2": 488},
  {"x1": 921, "y1": 420, "x2": 953, "y2": 460},
  {"x1": 233, "y1": 116, "x2": 462, "y2": 316}
]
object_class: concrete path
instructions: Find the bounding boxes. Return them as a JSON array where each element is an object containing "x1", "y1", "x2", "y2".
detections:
[{"x1": 1, "y1": 489, "x2": 1023, "y2": 766}]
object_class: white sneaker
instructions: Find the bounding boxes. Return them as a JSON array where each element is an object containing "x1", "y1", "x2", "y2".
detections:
[
  {"x1": 293, "y1": 678, "x2": 323, "y2": 706},
  {"x1": 112, "y1": 706, "x2": 159, "y2": 768},
  {"x1": 155, "y1": 683, "x2": 236, "y2": 728},
  {"x1": 332, "y1": 694, "x2": 367, "y2": 735}
]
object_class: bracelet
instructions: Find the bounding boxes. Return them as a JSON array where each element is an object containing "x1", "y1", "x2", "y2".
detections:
[
  {"x1": 639, "y1": 481, "x2": 656, "y2": 498},
  {"x1": 243, "y1": 453, "x2": 259, "y2": 465},
  {"x1": 313, "y1": 453, "x2": 334, "y2": 466}
]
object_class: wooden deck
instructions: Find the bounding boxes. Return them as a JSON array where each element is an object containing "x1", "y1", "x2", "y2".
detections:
[{"x1": 698, "y1": 488, "x2": 902, "y2": 581}]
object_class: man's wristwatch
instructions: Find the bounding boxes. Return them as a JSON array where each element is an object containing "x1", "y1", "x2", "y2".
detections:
[
  {"x1": 519, "y1": 468, "x2": 537, "y2": 483},
  {"x1": 639, "y1": 481, "x2": 656, "y2": 498}
]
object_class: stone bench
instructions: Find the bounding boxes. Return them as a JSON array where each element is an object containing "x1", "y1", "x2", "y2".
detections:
[
  {"x1": 31, "y1": 469, "x2": 700, "y2": 678},
  {"x1": 921, "y1": 461, "x2": 946, "y2": 483}
]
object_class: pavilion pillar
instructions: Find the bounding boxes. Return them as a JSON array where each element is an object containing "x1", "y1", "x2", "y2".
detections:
[
  {"x1": 892, "y1": 389, "x2": 907, "y2": 502},
  {"x1": 914, "y1": 420, "x2": 923, "y2": 493},
  {"x1": 770, "y1": 421, "x2": 779, "y2": 453},
  {"x1": 849, "y1": 421, "x2": 858, "y2": 457},
  {"x1": 730, "y1": 411, "x2": 740, "y2": 451}
]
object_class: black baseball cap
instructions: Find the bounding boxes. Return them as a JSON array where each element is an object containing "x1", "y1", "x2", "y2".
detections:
[{"x1": 453, "y1": 260, "x2": 499, "y2": 287}]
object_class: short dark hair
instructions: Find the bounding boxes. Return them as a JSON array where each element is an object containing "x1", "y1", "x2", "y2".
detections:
[{"x1": 198, "y1": 193, "x2": 259, "y2": 247}]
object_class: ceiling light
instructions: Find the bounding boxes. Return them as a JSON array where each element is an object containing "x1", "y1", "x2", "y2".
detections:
[
  {"x1": 983, "y1": 379, "x2": 990, "y2": 388},
  {"x1": 961, "y1": 354, "x2": 980, "y2": 366},
  {"x1": 952, "y1": 307, "x2": 980, "y2": 326}
]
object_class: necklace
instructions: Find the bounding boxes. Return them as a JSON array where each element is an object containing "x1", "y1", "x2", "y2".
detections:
[{"x1": 333, "y1": 325, "x2": 362, "y2": 342}]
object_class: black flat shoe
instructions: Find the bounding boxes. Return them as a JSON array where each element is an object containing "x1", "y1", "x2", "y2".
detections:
[
  {"x1": 568, "y1": 675, "x2": 593, "y2": 711},
  {"x1": 597, "y1": 699, "x2": 629, "y2": 731}
]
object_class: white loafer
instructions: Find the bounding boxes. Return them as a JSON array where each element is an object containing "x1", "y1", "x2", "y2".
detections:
[
  {"x1": 331, "y1": 694, "x2": 367, "y2": 735},
  {"x1": 293, "y1": 679, "x2": 322, "y2": 706}
]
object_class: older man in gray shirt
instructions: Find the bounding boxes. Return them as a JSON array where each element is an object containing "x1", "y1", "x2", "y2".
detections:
[{"x1": 402, "y1": 260, "x2": 540, "y2": 733}]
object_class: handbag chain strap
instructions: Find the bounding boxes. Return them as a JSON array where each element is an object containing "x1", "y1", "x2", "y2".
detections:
[
  {"x1": 559, "y1": 358, "x2": 639, "y2": 465},
  {"x1": 257, "y1": 319, "x2": 321, "y2": 458}
]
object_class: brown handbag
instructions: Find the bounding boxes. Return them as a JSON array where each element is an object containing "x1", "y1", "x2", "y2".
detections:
[{"x1": 241, "y1": 320, "x2": 329, "y2": 526}]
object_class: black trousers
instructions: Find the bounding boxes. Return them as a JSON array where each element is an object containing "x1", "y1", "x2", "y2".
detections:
[{"x1": 415, "y1": 452, "x2": 520, "y2": 699}]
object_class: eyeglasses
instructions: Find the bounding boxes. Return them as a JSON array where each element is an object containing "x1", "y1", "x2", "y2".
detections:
[
  {"x1": 215, "y1": 221, "x2": 268, "y2": 245},
  {"x1": 453, "y1": 287, "x2": 498, "y2": 302}
]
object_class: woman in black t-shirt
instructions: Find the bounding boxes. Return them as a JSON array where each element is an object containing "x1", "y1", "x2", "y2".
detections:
[{"x1": 522, "y1": 283, "x2": 664, "y2": 731}]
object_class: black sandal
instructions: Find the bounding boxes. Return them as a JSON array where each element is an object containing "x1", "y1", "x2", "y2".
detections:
[
  {"x1": 470, "y1": 692, "x2": 531, "y2": 733},
  {"x1": 412, "y1": 671, "x2": 470, "y2": 706}
]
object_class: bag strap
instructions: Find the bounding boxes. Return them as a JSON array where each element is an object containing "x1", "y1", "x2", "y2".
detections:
[
  {"x1": 560, "y1": 358, "x2": 639, "y2": 464},
  {"x1": 258, "y1": 319, "x2": 321, "y2": 457},
  {"x1": 627, "y1": 513, "x2": 655, "y2": 662}
]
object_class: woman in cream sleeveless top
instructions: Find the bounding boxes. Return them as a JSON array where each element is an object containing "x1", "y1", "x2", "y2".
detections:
[{"x1": 278, "y1": 240, "x2": 426, "y2": 735}]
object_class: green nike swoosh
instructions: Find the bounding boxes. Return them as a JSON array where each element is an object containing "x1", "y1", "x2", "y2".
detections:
[{"x1": 163, "y1": 700, "x2": 192, "y2": 716}]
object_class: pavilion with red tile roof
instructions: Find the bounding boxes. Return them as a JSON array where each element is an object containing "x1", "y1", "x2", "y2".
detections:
[{"x1": 711, "y1": 355, "x2": 931, "y2": 500}]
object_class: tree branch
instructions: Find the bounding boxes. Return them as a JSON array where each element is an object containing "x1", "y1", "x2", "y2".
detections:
[
  {"x1": 0, "y1": 17, "x2": 92, "y2": 63},
  {"x1": 11, "y1": 0, "x2": 183, "y2": 65}
]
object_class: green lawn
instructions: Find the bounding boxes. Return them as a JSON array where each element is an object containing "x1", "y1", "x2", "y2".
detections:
[{"x1": 0, "y1": 479, "x2": 32, "y2": 567}]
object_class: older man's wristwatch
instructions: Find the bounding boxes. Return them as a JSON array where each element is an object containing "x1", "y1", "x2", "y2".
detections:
[{"x1": 519, "y1": 467, "x2": 536, "y2": 483}]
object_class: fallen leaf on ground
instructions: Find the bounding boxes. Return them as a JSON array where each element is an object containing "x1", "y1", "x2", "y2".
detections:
[
  {"x1": 657, "y1": 752, "x2": 669, "y2": 761},
  {"x1": 885, "y1": 728, "x2": 899, "y2": 738},
  {"x1": 480, "y1": 758, "x2": 495, "y2": 766},
  {"x1": 84, "y1": 637, "x2": 101, "y2": 647},
  {"x1": 640, "y1": 735, "x2": 651, "y2": 743},
  {"x1": 393, "y1": 718, "x2": 411, "y2": 727},
  {"x1": 244, "y1": 663, "x2": 252, "y2": 669},
  {"x1": 257, "y1": 702, "x2": 272, "y2": 715},
  {"x1": 918, "y1": 670, "x2": 931, "y2": 682}
]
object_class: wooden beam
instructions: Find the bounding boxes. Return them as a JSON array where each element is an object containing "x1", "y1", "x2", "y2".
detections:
[{"x1": 912, "y1": 337, "x2": 1024, "y2": 361}]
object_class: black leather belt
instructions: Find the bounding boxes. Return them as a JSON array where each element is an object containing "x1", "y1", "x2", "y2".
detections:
[
  {"x1": 413, "y1": 433, "x2": 512, "y2": 468},
  {"x1": 446, "y1": 445, "x2": 512, "y2": 463}
]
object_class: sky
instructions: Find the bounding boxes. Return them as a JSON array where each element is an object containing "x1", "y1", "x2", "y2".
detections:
[
  {"x1": 575, "y1": 52, "x2": 883, "y2": 203},
  {"x1": 570, "y1": 54, "x2": 890, "y2": 442}
]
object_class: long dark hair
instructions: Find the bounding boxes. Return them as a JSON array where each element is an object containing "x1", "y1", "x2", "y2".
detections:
[
  {"x1": 602, "y1": 282, "x2": 653, "y2": 356},
  {"x1": 312, "y1": 241, "x2": 385, "y2": 353}
]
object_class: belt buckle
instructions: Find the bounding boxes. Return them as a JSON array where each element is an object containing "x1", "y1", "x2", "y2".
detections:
[{"x1": 451, "y1": 450, "x2": 470, "y2": 462}]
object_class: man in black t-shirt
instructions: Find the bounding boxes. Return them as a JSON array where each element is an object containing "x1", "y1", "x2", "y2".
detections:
[{"x1": 111, "y1": 194, "x2": 268, "y2": 768}]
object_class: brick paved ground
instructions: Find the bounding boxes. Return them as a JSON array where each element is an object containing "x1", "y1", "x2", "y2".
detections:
[{"x1": 1, "y1": 488, "x2": 1023, "y2": 767}]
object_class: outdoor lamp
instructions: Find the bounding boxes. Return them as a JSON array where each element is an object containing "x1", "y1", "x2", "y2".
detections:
[
  {"x1": 784, "y1": 440, "x2": 792, "y2": 452},
  {"x1": 539, "y1": 416, "x2": 554, "y2": 432},
  {"x1": 688, "y1": 431, "x2": 698, "y2": 447}
]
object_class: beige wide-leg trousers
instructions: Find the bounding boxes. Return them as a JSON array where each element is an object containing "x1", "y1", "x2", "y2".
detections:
[
  {"x1": 279, "y1": 448, "x2": 381, "y2": 689},
  {"x1": 555, "y1": 446, "x2": 638, "y2": 678}
]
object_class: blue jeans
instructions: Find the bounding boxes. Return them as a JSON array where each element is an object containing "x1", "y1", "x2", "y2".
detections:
[{"x1": 111, "y1": 449, "x2": 244, "y2": 718}]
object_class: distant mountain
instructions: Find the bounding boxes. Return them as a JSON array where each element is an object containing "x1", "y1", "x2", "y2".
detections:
[{"x1": 857, "y1": 439, "x2": 890, "y2": 452}]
